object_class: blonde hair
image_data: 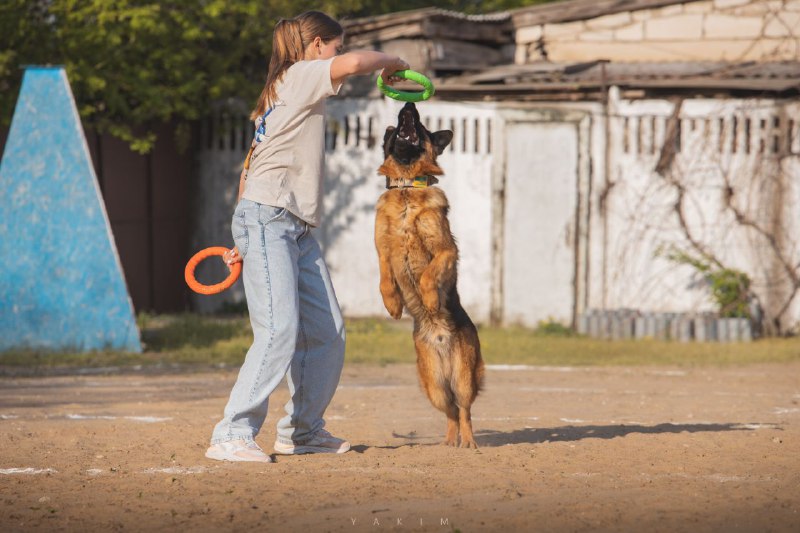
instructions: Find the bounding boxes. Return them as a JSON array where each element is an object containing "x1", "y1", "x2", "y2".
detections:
[{"x1": 251, "y1": 11, "x2": 343, "y2": 120}]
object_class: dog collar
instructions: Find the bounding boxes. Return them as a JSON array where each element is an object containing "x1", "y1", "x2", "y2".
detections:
[{"x1": 385, "y1": 175, "x2": 438, "y2": 189}]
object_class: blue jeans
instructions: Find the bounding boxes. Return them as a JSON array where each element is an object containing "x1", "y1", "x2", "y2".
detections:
[{"x1": 210, "y1": 199, "x2": 346, "y2": 446}]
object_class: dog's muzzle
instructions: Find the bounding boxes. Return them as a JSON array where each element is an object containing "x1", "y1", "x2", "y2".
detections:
[{"x1": 397, "y1": 109, "x2": 419, "y2": 146}]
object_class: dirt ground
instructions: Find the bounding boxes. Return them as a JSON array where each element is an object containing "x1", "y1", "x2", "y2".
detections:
[{"x1": 1, "y1": 361, "x2": 799, "y2": 532}]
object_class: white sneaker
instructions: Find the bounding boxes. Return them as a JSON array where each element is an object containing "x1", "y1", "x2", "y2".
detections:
[
  {"x1": 205, "y1": 439, "x2": 273, "y2": 462},
  {"x1": 274, "y1": 429, "x2": 351, "y2": 455}
]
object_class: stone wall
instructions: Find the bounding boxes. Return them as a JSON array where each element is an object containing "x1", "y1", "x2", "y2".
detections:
[{"x1": 515, "y1": 0, "x2": 800, "y2": 63}]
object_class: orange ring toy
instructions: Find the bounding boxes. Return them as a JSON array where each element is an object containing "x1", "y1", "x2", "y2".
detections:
[{"x1": 185, "y1": 247, "x2": 242, "y2": 295}]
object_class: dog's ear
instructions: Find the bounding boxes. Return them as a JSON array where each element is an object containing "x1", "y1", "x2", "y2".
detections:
[
  {"x1": 383, "y1": 126, "x2": 396, "y2": 145},
  {"x1": 431, "y1": 130, "x2": 453, "y2": 155},
  {"x1": 383, "y1": 126, "x2": 396, "y2": 156}
]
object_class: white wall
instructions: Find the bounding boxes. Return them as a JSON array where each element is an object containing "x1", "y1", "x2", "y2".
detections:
[{"x1": 600, "y1": 95, "x2": 800, "y2": 329}]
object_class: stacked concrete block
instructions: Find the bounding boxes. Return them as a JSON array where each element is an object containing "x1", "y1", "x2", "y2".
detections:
[
  {"x1": 653, "y1": 313, "x2": 671, "y2": 341},
  {"x1": 717, "y1": 317, "x2": 753, "y2": 342},
  {"x1": 577, "y1": 309, "x2": 753, "y2": 342},
  {"x1": 693, "y1": 314, "x2": 718, "y2": 342}
]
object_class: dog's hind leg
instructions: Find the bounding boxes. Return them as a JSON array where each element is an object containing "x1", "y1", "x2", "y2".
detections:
[
  {"x1": 421, "y1": 376, "x2": 459, "y2": 446},
  {"x1": 453, "y1": 334, "x2": 482, "y2": 449},
  {"x1": 441, "y1": 401, "x2": 460, "y2": 447},
  {"x1": 457, "y1": 406, "x2": 476, "y2": 449},
  {"x1": 415, "y1": 335, "x2": 459, "y2": 446}
]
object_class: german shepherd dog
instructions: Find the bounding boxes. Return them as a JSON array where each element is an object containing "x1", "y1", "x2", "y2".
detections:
[{"x1": 374, "y1": 102, "x2": 485, "y2": 449}]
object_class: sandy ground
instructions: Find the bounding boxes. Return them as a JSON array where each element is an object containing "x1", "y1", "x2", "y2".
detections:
[{"x1": 0, "y1": 362, "x2": 799, "y2": 532}]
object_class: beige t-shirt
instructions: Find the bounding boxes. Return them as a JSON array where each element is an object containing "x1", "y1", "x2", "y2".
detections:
[{"x1": 243, "y1": 58, "x2": 341, "y2": 227}]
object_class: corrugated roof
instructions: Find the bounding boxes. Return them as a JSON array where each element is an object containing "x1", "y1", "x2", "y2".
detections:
[{"x1": 437, "y1": 61, "x2": 800, "y2": 97}]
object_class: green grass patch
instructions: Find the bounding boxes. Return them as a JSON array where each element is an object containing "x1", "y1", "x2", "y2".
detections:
[
  {"x1": 0, "y1": 314, "x2": 253, "y2": 372},
  {"x1": 478, "y1": 326, "x2": 800, "y2": 366},
  {"x1": 0, "y1": 315, "x2": 798, "y2": 374}
]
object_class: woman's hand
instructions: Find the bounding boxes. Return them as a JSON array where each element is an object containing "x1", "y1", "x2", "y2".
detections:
[
  {"x1": 380, "y1": 57, "x2": 410, "y2": 85},
  {"x1": 223, "y1": 247, "x2": 242, "y2": 267}
]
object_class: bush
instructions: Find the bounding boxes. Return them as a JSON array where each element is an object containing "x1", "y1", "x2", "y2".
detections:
[{"x1": 534, "y1": 318, "x2": 574, "y2": 337}]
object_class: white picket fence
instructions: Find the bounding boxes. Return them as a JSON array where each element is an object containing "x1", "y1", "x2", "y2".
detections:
[{"x1": 192, "y1": 94, "x2": 800, "y2": 331}]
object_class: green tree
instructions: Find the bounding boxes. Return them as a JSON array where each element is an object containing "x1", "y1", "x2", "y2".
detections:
[
  {"x1": 1, "y1": 0, "x2": 553, "y2": 153},
  {"x1": 2, "y1": 0, "x2": 274, "y2": 152}
]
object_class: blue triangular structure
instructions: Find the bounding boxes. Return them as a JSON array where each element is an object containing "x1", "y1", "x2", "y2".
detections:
[{"x1": 0, "y1": 67, "x2": 142, "y2": 353}]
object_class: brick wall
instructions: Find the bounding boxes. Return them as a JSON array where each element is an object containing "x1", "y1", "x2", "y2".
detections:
[{"x1": 515, "y1": 0, "x2": 800, "y2": 63}]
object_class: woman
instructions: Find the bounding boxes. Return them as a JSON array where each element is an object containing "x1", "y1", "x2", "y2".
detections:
[{"x1": 206, "y1": 11, "x2": 409, "y2": 462}]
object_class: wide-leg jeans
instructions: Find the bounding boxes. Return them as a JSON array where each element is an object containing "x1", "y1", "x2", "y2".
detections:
[{"x1": 210, "y1": 199, "x2": 346, "y2": 446}]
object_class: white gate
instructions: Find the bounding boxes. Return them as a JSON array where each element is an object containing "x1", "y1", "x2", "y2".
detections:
[{"x1": 502, "y1": 121, "x2": 580, "y2": 326}]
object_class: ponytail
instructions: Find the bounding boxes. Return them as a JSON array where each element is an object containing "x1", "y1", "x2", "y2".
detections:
[{"x1": 251, "y1": 11, "x2": 343, "y2": 120}]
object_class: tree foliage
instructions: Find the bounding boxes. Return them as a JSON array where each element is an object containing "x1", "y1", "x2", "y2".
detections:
[
  {"x1": 662, "y1": 247, "x2": 753, "y2": 319},
  {"x1": 1, "y1": 0, "x2": 551, "y2": 152}
]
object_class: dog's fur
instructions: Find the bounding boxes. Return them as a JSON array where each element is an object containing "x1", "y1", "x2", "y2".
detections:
[{"x1": 374, "y1": 102, "x2": 485, "y2": 448}]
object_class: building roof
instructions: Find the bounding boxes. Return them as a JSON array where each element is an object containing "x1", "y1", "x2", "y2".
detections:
[
  {"x1": 342, "y1": 8, "x2": 512, "y2": 46},
  {"x1": 341, "y1": 2, "x2": 800, "y2": 100},
  {"x1": 437, "y1": 60, "x2": 800, "y2": 100},
  {"x1": 510, "y1": 0, "x2": 696, "y2": 27},
  {"x1": 342, "y1": 1, "x2": 698, "y2": 40}
]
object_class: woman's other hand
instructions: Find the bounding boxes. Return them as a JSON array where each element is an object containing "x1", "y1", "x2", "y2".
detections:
[{"x1": 224, "y1": 247, "x2": 242, "y2": 267}]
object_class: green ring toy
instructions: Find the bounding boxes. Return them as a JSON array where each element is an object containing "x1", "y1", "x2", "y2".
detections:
[{"x1": 377, "y1": 70, "x2": 435, "y2": 102}]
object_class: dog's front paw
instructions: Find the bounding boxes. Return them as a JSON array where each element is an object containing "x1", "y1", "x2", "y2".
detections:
[
  {"x1": 383, "y1": 295, "x2": 403, "y2": 320},
  {"x1": 387, "y1": 304, "x2": 403, "y2": 320},
  {"x1": 380, "y1": 283, "x2": 403, "y2": 319},
  {"x1": 422, "y1": 290, "x2": 439, "y2": 312}
]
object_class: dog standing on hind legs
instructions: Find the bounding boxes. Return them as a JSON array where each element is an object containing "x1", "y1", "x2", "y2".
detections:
[{"x1": 374, "y1": 102, "x2": 485, "y2": 449}]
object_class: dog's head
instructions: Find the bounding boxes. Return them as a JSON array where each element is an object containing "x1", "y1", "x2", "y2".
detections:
[{"x1": 378, "y1": 102, "x2": 454, "y2": 180}]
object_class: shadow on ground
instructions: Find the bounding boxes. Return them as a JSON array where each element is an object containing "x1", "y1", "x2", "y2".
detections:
[
  {"x1": 363, "y1": 423, "x2": 779, "y2": 450},
  {"x1": 475, "y1": 422, "x2": 778, "y2": 446}
]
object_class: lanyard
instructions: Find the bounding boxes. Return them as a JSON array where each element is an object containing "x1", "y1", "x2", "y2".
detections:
[
  {"x1": 244, "y1": 108, "x2": 272, "y2": 172},
  {"x1": 254, "y1": 108, "x2": 273, "y2": 144}
]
